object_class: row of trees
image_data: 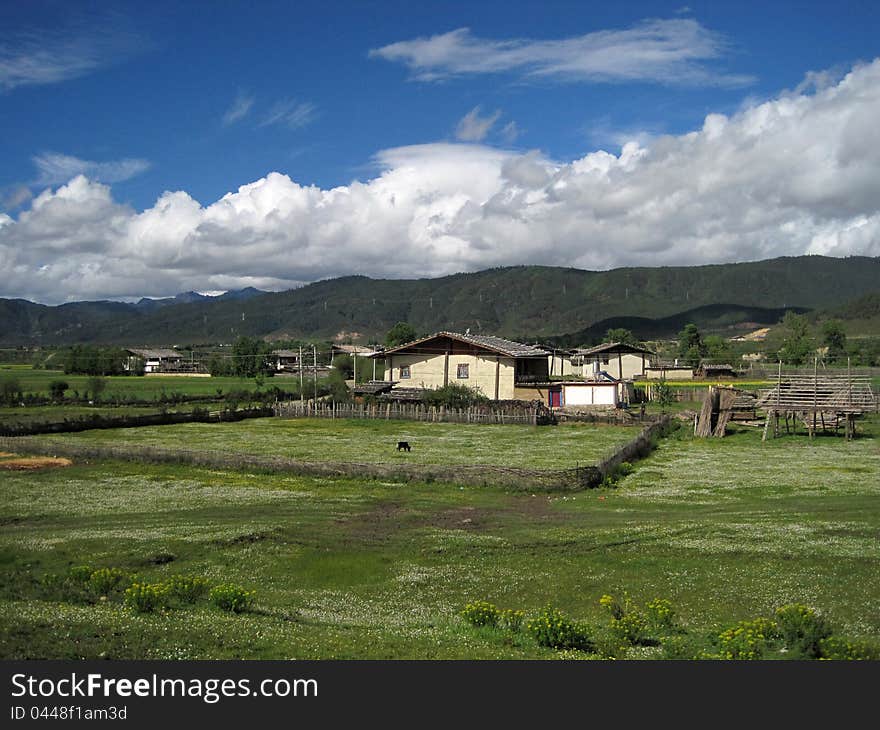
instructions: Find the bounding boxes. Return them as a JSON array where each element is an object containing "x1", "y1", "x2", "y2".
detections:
[{"x1": 61, "y1": 346, "x2": 141, "y2": 376}]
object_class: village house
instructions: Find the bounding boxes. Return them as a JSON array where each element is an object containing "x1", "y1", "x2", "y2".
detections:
[
  {"x1": 371, "y1": 331, "x2": 551, "y2": 401},
  {"x1": 270, "y1": 349, "x2": 302, "y2": 373},
  {"x1": 571, "y1": 342, "x2": 654, "y2": 381},
  {"x1": 125, "y1": 348, "x2": 184, "y2": 374}
]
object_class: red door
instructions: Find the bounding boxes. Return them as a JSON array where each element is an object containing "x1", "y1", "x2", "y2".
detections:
[{"x1": 549, "y1": 389, "x2": 562, "y2": 408}]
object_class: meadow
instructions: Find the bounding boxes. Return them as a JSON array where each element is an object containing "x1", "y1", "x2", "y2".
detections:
[
  {"x1": 0, "y1": 365, "x2": 276, "y2": 400},
  {"x1": 1, "y1": 415, "x2": 877, "y2": 660},
  {"x1": 33, "y1": 418, "x2": 641, "y2": 469}
]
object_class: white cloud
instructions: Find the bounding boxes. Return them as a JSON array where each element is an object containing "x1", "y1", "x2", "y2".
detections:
[
  {"x1": 369, "y1": 19, "x2": 752, "y2": 86},
  {"x1": 455, "y1": 106, "x2": 502, "y2": 142},
  {"x1": 500, "y1": 121, "x2": 522, "y2": 144},
  {"x1": 32, "y1": 153, "x2": 150, "y2": 186},
  {"x1": 1, "y1": 185, "x2": 33, "y2": 211},
  {"x1": 260, "y1": 99, "x2": 318, "y2": 130},
  {"x1": 2, "y1": 59, "x2": 880, "y2": 303},
  {"x1": 0, "y1": 16, "x2": 141, "y2": 91},
  {"x1": 222, "y1": 91, "x2": 254, "y2": 125}
]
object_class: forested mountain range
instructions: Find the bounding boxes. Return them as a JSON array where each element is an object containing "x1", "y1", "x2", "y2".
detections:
[{"x1": 1, "y1": 255, "x2": 878, "y2": 346}]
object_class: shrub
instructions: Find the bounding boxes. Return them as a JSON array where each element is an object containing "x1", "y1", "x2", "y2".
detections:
[
  {"x1": 774, "y1": 604, "x2": 832, "y2": 659},
  {"x1": 166, "y1": 575, "x2": 212, "y2": 604},
  {"x1": 68, "y1": 565, "x2": 94, "y2": 583},
  {"x1": 461, "y1": 600, "x2": 500, "y2": 628},
  {"x1": 499, "y1": 608, "x2": 524, "y2": 633},
  {"x1": 598, "y1": 594, "x2": 624, "y2": 620},
  {"x1": 645, "y1": 598, "x2": 678, "y2": 632},
  {"x1": 716, "y1": 618, "x2": 779, "y2": 660},
  {"x1": 89, "y1": 567, "x2": 130, "y2": 595},
  {"x1": 599, "y1": 592, "x2": 650, "y2": 645},
  {"x1": 124, "y1": 582, "x2": 170, "y2": 613},
  {"x1": 49, "y1": 380, "x2": 69, "y2": 400},
  {"x1": 610, "y1": 611, "x2": 650, "y2": 646},
  {"x1": 209, "y1": 584, "x2": 255, "y2": 613},
  {"x1": 526, "y1": 605, "x2": 594, "y2": 651},
  {"x1": 660, "y1": 635, "x2": 707, "y2": 660},
  {"x1": 818, "y1": 636, "x2": 880, "y2": 660}
]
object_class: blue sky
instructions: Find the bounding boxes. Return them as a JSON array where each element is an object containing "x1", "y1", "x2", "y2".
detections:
[{"x1": 1, "y1": 1, "x2": 879, "y2": 303}]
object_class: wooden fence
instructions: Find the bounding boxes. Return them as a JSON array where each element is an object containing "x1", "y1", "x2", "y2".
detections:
[
  {"x1": 0, "y1": 407, "x2": 273, "y2": 437},
  {"x1": 273, "y1": 400, "x2": 554, "y2": 425}
]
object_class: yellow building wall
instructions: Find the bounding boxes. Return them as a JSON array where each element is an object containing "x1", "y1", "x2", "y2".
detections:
[
  {"x1": 386, "y1": 353, "x2": 517, "y2": 400},
  {"x1": 513, "y1": 384, "x2": 551, "y2": 403},
  {"x1": 548, "y1": 354, "x2": 574, "y2": 377},
  {"x1": 582, "y1": 352, "x2": 649, "y2": 380}
]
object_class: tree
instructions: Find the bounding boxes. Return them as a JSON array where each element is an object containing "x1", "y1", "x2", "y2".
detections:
[
  {"x1": 604, "y1": 328, "x2": 638, "y2": 346},
  {"x1": 777, "y1": 312, "x2": 815, "y2": 366},
  {"x1": 386, "y1": 322, "x2": 417, "y2": 347},
  {"x1": 49, "y1": 380, "x2": 69, "y2": 401},
  {"x1": 677, "y1": 324, "x2": 707, "y2": 368},
  {"x1": 653, "y1": 378, "x2": 674, "y2": 413},
  {"x1": 87, "y1": 376, "x2": 107, "y2": 402},
  {"x1": 704, "y1": 335, "x2": 733, "y2": 363},
  {"x1": 822, "y1": 320, "x2": 847, "y2": 363},
  {"x1": 0, "y1": 376, "x2": 22, "y2": 405},
  {"x1": 231, "y1": 337, "x2": 272, "y2": 378},
  {"x1": 332, "y1": 353, "x2": 354, "y2": 379}
]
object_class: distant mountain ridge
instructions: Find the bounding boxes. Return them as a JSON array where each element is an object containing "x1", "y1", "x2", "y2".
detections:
[
  {"x1": 1, "y1": 256, "x2": 878, "y2": 346},
  {"x1": 133, "y1": 287, "x2": 268, "y2": 312}
]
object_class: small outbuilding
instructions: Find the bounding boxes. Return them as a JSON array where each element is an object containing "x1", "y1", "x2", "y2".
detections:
[{"x1": 571, "y1": 342, "x2": 654, "y2": 381}]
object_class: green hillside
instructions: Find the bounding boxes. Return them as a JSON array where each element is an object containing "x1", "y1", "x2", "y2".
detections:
[{"x1": 1, "y1": 255, "x2": 878, "y2": 346}]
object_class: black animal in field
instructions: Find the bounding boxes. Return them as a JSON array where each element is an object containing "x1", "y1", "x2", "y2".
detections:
[{"x1": 396, "y1": 441, "x2": 411, "y2": 452}]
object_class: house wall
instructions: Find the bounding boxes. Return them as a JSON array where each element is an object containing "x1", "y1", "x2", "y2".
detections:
[
  {"x1": 563, "y1": 383, "x2": 618, "y2": 406},
  {"x1": 386, "y1": 353, "x2": 517, "y2": 400},
  {"x1": 643, "y1": 367, "x2": 694, "y2": 381},
  {"x1": 580, "y1": 352, "x2": 648, "y2": 380},
  {"x1": 547, "y1": 354, "x2": 574, "y2": 377},
  {"x1": 513, "y1": 383, "x2": 553, "y2": 403}
]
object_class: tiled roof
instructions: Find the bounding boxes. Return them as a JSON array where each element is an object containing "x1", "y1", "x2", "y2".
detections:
[
  {"x1": 126, "y1": 348, "x2": 182, "y2": 359},
  {"x1": 377, "y1": 331, "x2": 549, "y2": 358},
  {"x1": 574, "y1": 342, "x2": 654, "y2": 356}
]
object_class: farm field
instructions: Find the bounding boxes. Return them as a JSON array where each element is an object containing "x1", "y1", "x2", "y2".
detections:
[
  {"x1": 1, "y1": 417, "x2": 878, "y2": 660},
  {"x1": 0, "y1": 405, "x2": 195, "y2": 428},
  {"x1": 29, "y1": 418, "x2": 642, "y2": 469},
  {"x1": 0, "y1": 365, "x2": 276, "y2": 399}
]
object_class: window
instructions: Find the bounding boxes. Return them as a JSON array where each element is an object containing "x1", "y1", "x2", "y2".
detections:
[
  {"x1": 457, "y1": 363, "x2": 469, "y2": 379},
  {"x1": 399, "y1": 365, "x2": 411, "y2": 379}
]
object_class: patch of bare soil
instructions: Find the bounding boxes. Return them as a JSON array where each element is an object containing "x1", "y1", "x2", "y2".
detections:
[{"x1": 0, "y1": 456, "x2": 73, "y2": 471}]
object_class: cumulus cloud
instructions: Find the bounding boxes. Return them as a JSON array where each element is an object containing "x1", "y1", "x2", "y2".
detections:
[
  {"x1": 222, "y1": 90, "x2": 254, "y2": 125},
  {"x1": 455, "y1": 106, "x2": 502, "y2": 141},
  {"x1": 369, "y1": 19, "x2": 752, "y2": 86},
  {"x1": 33, "y1": 152, "x2": 151, "y2": 186},
  {"x1": 2, "y1": 59, "x2": 880, "y2": 303}
]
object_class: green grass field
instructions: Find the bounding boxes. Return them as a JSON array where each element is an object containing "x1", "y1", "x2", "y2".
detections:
[
  {"x1": 34, "y1": 418, "x2": 640, "y2": 469},
  {"x1": 0, "y1": 365, "x2": 273, "y2": 399},
  {"x1": 1, "y1": 415, "x2": 878, "y2": 659}
]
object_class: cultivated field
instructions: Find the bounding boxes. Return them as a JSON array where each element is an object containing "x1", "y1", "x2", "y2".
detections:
[
  {"x1": 0, "y1": 365, "x2": 270, "y2": 400},
  {"x1": 1, "y1": 417, "x2": 878, "y2": 659}
]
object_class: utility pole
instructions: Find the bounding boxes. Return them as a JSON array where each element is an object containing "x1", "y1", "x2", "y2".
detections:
[
  {"x1": 313, "y1": 345, "x2": 318, "y2": 403},
  {"x1": 353, "y1": 350, "x2": 357, "y2": 386},
  {"x1": 299, "y1": 345, "x2": 304, "y2": 407}
]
